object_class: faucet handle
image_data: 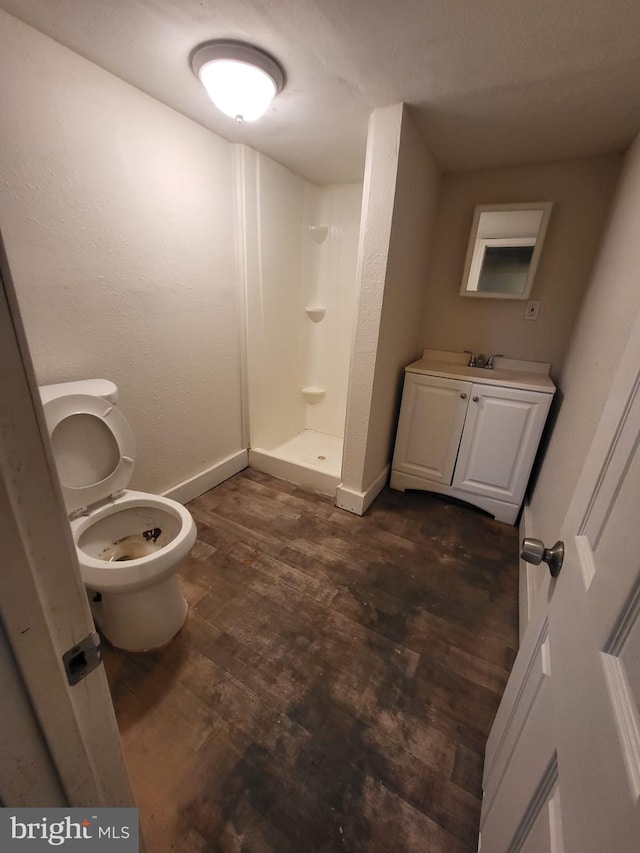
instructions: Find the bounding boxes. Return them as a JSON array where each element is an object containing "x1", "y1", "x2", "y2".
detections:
[
  {"x1": 464, "y1": 350, "x2": 477, "y2": 367},
  {"x1": 486, "y1": 354, "x2": 504, "y2": 369}
]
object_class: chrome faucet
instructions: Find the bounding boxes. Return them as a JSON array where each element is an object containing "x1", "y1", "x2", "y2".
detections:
[{"x1": 464, "y1": 351, "x2": 503, "y2": 369}]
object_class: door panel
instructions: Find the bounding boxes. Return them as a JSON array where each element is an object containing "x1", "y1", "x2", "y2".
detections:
[
  {"x1": 481, "y1": 754, "x2": 560, "y2": 853},
  {"x1": 0, "y1": 237, "x2": 134, "y2": 808},
  {"x1": 550, "y1": 534, "x2": 640, "y2": 853},
  {"x1": 517, "y1": 785, "x2": 564, "y2": 853},
  {"x1": 392, "y1": 373, "x2": 471, "y2": 484},
  {"x1": 453, "y1": 385, "x2": 551, "y2": 503},
  {"x1": 481, "y1": 609, "x2": 557, "y2": 853},
  {"x1": 481, "y1": 318, "x2": 640, "y2": 853},
  {"x1": 602, "y1": 649, "x2": 640, "y2": 801}
]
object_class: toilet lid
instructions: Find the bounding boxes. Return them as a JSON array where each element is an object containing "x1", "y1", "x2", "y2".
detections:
[{"x1": 42, "y1": 393, "x2": 136, "y2": 515}]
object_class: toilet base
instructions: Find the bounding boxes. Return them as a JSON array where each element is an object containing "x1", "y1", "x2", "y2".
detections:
[{"x1": 91, "y1": 574, "x2": 188, "y2": 652}]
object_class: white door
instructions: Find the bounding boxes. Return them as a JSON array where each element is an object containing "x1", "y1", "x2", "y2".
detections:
[
  {"x1": 453, "y1": 384, "x2": 552, "y2": 506},
  {"x1": 480, "y1": 316, "x2": 640, "y2": 852},
  {"x1": 391, "y1": 373, "x2": 471, "y2": 484},
  {"x1": 0, "y1": 235, "x2": 134, "y2": 808}
]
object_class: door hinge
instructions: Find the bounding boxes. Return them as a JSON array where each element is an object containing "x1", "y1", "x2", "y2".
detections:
[{"x1": 62, "y1": 632, "x2": 103, "y2": 686}]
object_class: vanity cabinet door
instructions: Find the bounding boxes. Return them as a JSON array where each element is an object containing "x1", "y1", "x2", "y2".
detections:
[
  {"x1": 452, "y1": 384, "x2": 552, "y2": 505},
  {"x1": 392, "y1": 373, "x2": 472, "y2": 485}
]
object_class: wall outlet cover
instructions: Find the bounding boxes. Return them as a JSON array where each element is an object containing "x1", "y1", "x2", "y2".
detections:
[{"x1": 524, "y1": 300, "x2": 540, "y2": 321}]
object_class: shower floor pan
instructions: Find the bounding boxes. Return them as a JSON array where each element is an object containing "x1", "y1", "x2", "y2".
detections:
[{"x1": 249, "y1": 429, "x2": 342, "y2": 496}]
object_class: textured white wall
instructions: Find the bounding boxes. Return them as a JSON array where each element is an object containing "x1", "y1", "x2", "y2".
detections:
[
  {"x1": 528, "y1": 133, "x2": 640, "y2": 547},
  {"x1": 0, "y1": 11, "x2": 244, "y2": 495},
  {"x1": 420, "y1": 156, "x2": 621, "y2": 378},
  {"x1": 342, "y1": 104, "x2": 441, "y2": 493},
  {"x1": 303, "y1": 183, "x2": 363, "y2": 437},
  {"x1": 341, "y1": 105, "x2": 403, "y2": 493},
  {"x1": 362, "y1": 107, "x2": 441, "y2": 487}
]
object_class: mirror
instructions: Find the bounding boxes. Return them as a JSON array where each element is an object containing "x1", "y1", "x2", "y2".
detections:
[{"x1": 460, "y1": 203, "x2": 552, "y2": 299}]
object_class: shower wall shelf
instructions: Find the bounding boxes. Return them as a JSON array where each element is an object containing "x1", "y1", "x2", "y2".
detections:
[
  {"x1": 307, "y1": 225, "x2": 328, "y2": 244},
  {"x1": 304, "y1": 306, "x2": 326, "y2": 322},
  {"x1": 301, "y1": 387, "x2": 326, "y2": 404}
]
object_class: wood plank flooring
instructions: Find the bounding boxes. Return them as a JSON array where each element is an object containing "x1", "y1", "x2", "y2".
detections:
[{"x1": 103, "y1": 469, "x2": 519, "y2": 852}]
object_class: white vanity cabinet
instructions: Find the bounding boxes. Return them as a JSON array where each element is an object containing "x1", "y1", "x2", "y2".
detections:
[
  {"x1": 392, "y1": 374, "x2": 472, "y2": 486},
  {"x1": 390, "y1": 351, "x2": 555, "y2": 524}
]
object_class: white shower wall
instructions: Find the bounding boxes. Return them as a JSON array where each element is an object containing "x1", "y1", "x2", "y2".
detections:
[
  {"x1": 241, "y1": 147, "x2": 306, "y2": 450},
  {"x1": 241, "y1": 146, "x2": 362, "y2": 468},
  {"x1": 301, "y1": 183, "x2": 363, "y2": 437}
]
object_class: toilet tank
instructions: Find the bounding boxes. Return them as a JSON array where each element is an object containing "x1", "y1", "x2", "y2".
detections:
[{"x1": 39, "y1": 378, "x2": 119, "y2": 405}]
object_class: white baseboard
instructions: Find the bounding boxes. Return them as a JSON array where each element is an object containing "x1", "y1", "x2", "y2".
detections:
[
  {"x1": 518, "y1": 500, "x2": 537, "y2": 644},
  {"x1": 335, "y1": 465, "x2": 389, "y2": 516},
  {"x1": 162, "y1": 449, "x2": 248, "y2": 505}
]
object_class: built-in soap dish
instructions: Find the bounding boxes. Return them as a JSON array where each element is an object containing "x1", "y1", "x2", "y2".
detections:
[
  {"x1": 307, "y1": 225, "x2": 328, "y2": 244},
  {"x1": 304, "y1": 306, "x2": 326, "y2": 322},
  {"x1": 301, "y1": 387, "x2": 326, "y2": 404}
]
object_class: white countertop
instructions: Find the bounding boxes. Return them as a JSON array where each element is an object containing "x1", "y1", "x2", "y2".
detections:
[{"x1": 405, "y1": 351, "x2": 556, "y2": 394}]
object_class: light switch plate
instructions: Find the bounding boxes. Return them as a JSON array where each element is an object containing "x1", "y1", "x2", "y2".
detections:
[{"x1": 524, "y1": 300, "x2": 540, "y2": 321}]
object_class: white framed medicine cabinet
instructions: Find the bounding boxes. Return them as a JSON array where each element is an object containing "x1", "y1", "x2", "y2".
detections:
[{"x1": 460, "y1": 202, "x2": 552, "y2": 299}]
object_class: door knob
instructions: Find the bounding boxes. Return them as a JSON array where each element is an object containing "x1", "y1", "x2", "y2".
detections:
[{"x1": 521, "y1": 538, "x2": 564, "y2": 578}]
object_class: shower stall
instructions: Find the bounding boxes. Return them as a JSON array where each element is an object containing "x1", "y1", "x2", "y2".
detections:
[{"x1": 239, "y1": 148, "x2": 363, "y2": 494}]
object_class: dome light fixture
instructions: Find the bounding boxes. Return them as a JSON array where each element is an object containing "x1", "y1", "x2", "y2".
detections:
[{"x1": 191, "y1": 40, "x2": 284, "y2": 123}]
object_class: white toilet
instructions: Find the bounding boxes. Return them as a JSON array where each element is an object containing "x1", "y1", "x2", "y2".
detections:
[{"x1": 40, "y1": 379, "x2": 196, "y2": 652}]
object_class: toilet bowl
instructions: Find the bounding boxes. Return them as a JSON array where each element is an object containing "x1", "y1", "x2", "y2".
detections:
[{"x1": 40, "y1": 379, "x2": 196, "y2": 652}]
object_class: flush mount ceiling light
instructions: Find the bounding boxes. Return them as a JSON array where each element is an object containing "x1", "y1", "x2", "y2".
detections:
[{"x1": 191, "y1": 41, "x2": 284, "y2": 123}]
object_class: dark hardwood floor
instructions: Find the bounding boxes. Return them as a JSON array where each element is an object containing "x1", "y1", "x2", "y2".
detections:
[{"x1": 103, "y1": 468, "x2": 519, "y2": 852}]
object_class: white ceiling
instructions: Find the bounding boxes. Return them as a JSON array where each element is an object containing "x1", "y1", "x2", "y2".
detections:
[{"x1": 2, "y1": 0, "x2": 640, "y2": 184}]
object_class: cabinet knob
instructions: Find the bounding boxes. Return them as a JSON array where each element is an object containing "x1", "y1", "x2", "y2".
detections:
[
  {"x1": 472, "y1": 395, "x2": 479, "y2": 402},
  {"x1": 460, "y1": 393, "x2": 467, "y2": 399}
]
